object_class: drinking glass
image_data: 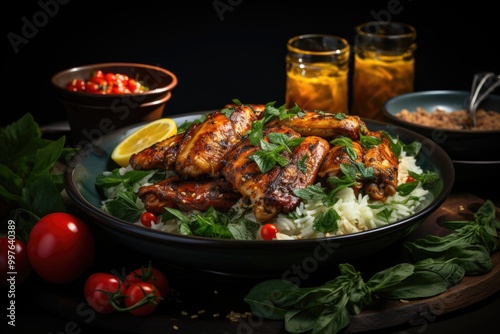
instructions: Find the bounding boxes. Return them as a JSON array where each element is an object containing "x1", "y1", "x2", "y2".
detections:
[
  {"x1": 285, "y1": 34, "x2": 350, "y2": 113},
  {"x1": 351, "y1": 22, "x2": 416, "y2": 120}
]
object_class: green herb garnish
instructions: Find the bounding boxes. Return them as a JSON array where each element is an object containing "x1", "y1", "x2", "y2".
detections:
[{"x1": 245, "y1": 200, "x2": 499, "y2": 334}]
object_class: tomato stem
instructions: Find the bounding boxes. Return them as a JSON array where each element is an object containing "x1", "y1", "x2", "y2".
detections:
[
  {"x1": 114, "y1": 291, "x2": 163, "y2": 313},
  {"x1": 97, "y1": 283, "x2": 163, "y2": 313}
]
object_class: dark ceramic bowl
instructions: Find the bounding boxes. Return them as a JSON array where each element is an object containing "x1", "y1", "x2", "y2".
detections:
[
  {"x1": 383, "y1": 90, "x2": 500, "y2": 162},
  {"x1": 64, "y1": 113, "x2": 454, "y2": 278},
  {"x1": 51, "y1": 62, "x2": 178, "y2": 144}
]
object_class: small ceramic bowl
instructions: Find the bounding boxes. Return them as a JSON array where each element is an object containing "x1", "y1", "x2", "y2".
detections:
[
  {"x1": 50, "y1": 62, "x2": 178, "y2": 144},
  {"x1": 383, "y1": 90, "x2": 500, "y2": 162},
  {"x1": 383, "y1": 90, "x2": 500, "y2": 192}
]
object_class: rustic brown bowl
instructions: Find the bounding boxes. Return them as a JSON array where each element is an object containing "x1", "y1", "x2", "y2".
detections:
[{"x1": 50, "y1": 62, "x2": 178, "y2": 143}]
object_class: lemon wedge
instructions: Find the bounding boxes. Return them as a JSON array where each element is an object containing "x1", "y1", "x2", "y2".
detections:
[{"x1": 111, "y1": 118, "x2": 177, "y2": 167}]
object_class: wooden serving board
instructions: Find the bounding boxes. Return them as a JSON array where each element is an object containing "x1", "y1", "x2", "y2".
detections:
[{"x1": 346, "y1": 191, "x2": 500, "y2": 333}]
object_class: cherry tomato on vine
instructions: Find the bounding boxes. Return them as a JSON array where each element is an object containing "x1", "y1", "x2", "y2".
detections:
[
  {"x1": 260, "y1": 223, "x2": 278, "y2": 240},
  {"x1": 27, "y1": 212, "x2": 95, "y2": 284},
  {"x1": 124, "y1": 282, "x2": 162, "y2": 316},
  {"x1": 84, "y1": 273, "x2": 126, "y2": 314},
  {"x1": 125, "y1": 262, "x2": 169, "y2": 297},
  {"x1": 140, "y1": 211, "x2": 157, "y2": 228},
  {"x1": 0, "y1": 235, "x2": 32, "y2": 286}
]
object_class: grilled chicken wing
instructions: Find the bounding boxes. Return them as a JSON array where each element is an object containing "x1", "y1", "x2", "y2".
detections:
[
  {"x1": 318, "y1": 140, "x2": 365, "y2": 178},
  {"x1": 174, "y1": 104, "x2": 264, "y2": 179},
  {"x1": 129, "y1": 104, "x2": 266, "y2": 174},
  {"x1": 222, "y1": 125, "x2": 330, "y2": 222},
  {"x1": 270, "y1": 111, "x2": 367, "y2": 140},
  {"x1": 363, "y1": 131, "x2": 399, "y2": 201},
  {"x1": 129, "y1": 132, "x2": 184, "y2": 171},
  {"x1": 137, "y1": 175, "x2": 241, "y2": 214},
  {"x1": 131, "y1": 103, "x2": 399, "y2": 220},
  {"x1": 318, "y1": 140, "x2": 365, "y2": 195}
]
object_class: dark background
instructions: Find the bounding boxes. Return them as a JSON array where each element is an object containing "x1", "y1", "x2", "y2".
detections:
[{"x1": 3, "y1": 0, "x2": 499, "y2": 128}]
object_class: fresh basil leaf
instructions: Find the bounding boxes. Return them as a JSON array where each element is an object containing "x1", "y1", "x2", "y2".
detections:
[
  {"x1": 102, "y1": 190, "x2": 143, "y2": 222},
  {"x1": 396, "y1": 180, "x2": 418, "y2": 196},
  {"x1": 375, "y1": 269, "x2": 449, "y2": 299},
  {"x1": 442, "y1": 244, "x2": 493, "y2": 275},
  {"x1": 285, "y1": 299, "x2": 350, "y2": 334},
  {"x1": 313, "y1": 208, "x2": 340, "y2": 233},
  {"x1": 244, "y1": 279, "x2": 298, "y2": 320},
  {"x1": 414, "y1": 258, "x2": 465, "y2": 286},
  {"x1": 367, "y1": 263, "x2": 415, "y2": 291}
]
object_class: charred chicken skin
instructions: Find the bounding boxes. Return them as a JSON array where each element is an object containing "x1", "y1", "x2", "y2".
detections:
[
  {"x1": 270, "y1": 111, "x2": 367, "y2": 140},
  {"x1": 129, "y1": 105, "x2": 400, "y2": 221},
  {"x1": 221, "y1": 125, "x2": 330, "y2": 222},
  {"x1": 318, "y1": 140, "x2": 365, "y2": 196},
  {"x1": 129, "y1": 103, "x2": 266, "y2": 177},
  {"x1": 174, "y1": 104, "x2": 258, "y2": 179},
  {"x1": 137, "y1": 175, "x2": 241, "y2": 214},
  {"x1": 129, "y1": 132, "x2": 184, "y2": 171},
  {"x1": 362, "y1": 131, "x2": 399, "y2": 201}
]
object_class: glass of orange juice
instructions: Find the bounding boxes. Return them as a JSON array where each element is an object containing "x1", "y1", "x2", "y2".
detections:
[
  {"x1": 285, "y1": 34, "x2": 350, "y2": 114},
  {"x1": 351, "y1": 22, "x2": 416, "y2": 120}
]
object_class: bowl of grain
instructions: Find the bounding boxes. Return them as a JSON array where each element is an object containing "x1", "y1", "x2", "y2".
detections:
[
  {"x1": 383, "y1": 90, "x2": 500, "y2": 191},
  {"x1": 383, "y1": 90, "x2": 500, "y2": 161}
]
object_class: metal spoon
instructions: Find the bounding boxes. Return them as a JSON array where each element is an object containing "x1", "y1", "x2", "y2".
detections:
[{"x1": 466, "y1": 72, "x2": 500, "y2": 128}]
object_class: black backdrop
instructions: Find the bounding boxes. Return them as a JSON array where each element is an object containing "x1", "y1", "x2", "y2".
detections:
[{"x1": 3, "y1": 0, "x2": 499, "y2": 128}]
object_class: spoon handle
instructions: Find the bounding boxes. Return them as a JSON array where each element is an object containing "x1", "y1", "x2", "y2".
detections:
[{"x1": 468, "y1": 72, "x2": 500, "y2": 127}]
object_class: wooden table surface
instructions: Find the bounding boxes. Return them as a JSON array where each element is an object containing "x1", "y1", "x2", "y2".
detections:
[{"x1": 11, "y1": 189, "x2": 500, "y2": 334}]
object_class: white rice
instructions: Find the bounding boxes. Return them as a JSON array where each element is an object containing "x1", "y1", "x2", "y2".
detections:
[
  {"x1": 262, "y1": 154, "x2": 430, "y2": 240},
  {"x1": 131, "y1": 153, "x2": 430, "y2": 240}
]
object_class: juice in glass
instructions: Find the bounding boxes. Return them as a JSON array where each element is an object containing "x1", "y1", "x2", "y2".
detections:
[
  {"x1": 351, "y1": 22, "x2": 416, "y2": 120},
  {"x1": 285, "y1": 34, "x2": 350, "y2": 114}
]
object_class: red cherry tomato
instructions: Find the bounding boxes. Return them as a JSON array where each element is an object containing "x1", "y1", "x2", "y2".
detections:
[
  {"x1": 140, "y1": 211, "x2": 157, "y2": 228},
  {"x1": 85, "y1": 81, "x2": 101, "y2": 94},
  {"x1": 84, "y1": 273, "x2": 126, "y2": 314},
  {"x1": 125, "y1": 262, "x2": 169, "y2": 297},
  {"x1": 406, "y1": 175, "x2": 416, "y2": 183},
  {"x1": 92, "y1": 70, "x2": 104, "y2": 79},
  {"x1": 0, "y1": 235, "x2": 32, "y2": 286},
  {"x1": 128, "y1": 79, "x2": 141, "y2": 93},
  {"x1": 90, "y1": 75, "x2": 106, "y2": 86},
  {"x1": 115, "y1": 73, "x2": 129, "y2": 84},
  {"x1": 104, "y1": 72, "x2": 117, "y2": 82},
  {"x1": 66, "y1": 78, "x2": 86, "y2": 92},
  {"x1": 260, "y1": 223, "x2": 278, "y2": 240},
  {"x1": 65, "y1": 70, "x2": 148, "y2": 94},
  {"x1": 124, "y1": 282, "x2": 162, "y2": 316},
  {"x1": 27, "y1": 212, "x2": 95, "y2": 284},
  {"x1": 112, "y1": 85, "x2": 127, "y2": 94}
]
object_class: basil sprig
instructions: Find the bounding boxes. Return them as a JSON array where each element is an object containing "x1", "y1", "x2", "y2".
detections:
[{"x1": 245, "y1": 200, "x2": 499, "y2": 334}]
